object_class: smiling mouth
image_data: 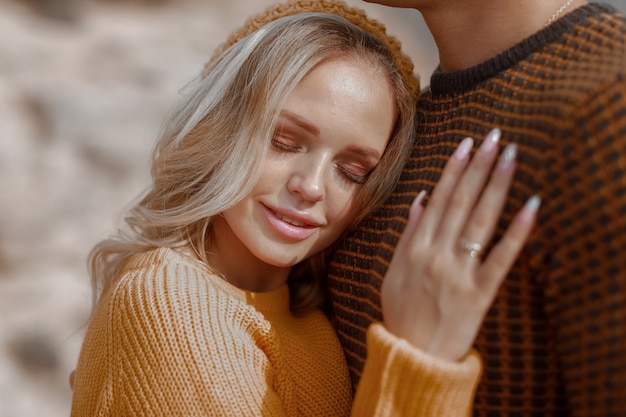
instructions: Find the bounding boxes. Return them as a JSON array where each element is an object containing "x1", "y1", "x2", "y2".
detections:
[{"x1": 273, "y1": 211, "x2": 312, "y2": 228}]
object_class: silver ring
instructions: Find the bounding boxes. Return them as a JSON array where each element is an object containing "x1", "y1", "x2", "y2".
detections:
[{"x1": 458, "y1": 237, "x2": 484, "y2": 259}]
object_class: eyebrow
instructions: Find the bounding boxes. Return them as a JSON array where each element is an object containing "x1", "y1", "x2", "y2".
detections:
[
  {"x1": 279, "y1": 110, "x2": 383, "y2": 162},
  {"x1": 344, "y1": 145, "x2": 382, "y2": 162},
  {"x1": 279, "y1": 110, "x2": 320, "y2": 137}
]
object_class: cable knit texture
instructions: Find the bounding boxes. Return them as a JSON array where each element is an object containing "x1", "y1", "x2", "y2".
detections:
[
  {"x1": 328, "y1": 4, "x2": 626, "y2": 416},
  {"x1": 202, "y1": 0, "x2": 420, "y2": 99},
  {"x1": 70, "y1": 247, "x2": 482, "y2": 416}
]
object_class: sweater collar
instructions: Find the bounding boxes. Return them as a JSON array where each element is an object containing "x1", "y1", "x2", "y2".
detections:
[
  {"x1": 427, "y1": 3, "x2": 618, "y2": 96},
  {"x1": 246, "y1": 284, "x2": 290, "y2": 315}
]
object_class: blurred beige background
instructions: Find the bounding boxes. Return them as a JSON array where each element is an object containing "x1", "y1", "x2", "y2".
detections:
[{"x1": 0, "y1": 0, "x2": 624, "y2": 416}]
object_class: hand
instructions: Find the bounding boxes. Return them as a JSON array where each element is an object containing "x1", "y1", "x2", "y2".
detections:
[{"x1": 381, "y1": 128, "x2": 540, "y2": 362}]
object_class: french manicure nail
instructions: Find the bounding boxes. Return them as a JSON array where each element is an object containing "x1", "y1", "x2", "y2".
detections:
[
  {"x1": 454, "y1": 137, "x2": 474, "y2": 160},
  {"x1": 519, "y1": 195, "x2": 541, "y2": 223},
  {"x1": 480, "y1": 128, "x2": 501, "y2": 153},
  {"x1": 500, "y1": 143, "x2": 517, "y2": 165},
  {"x1": 410, "y1": 190, "x2": 427, "y2": 216},
  {"x1": 411, "y1": 190, "x2": 427, "y2": 208},
  {"x1": 525, "y1": 195, "x2": 541, "y2": 212}
]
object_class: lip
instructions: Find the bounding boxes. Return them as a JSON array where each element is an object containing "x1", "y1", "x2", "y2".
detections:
[{"x1": 261, "y1": 204, "x2": 321, "y2": 242}]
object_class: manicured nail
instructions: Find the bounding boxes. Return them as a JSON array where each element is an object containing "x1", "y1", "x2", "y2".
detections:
[
  {"x1": 410, "y1": 190, "x2": 427, "y2": 217},
  {"x1": 525, "y1": 195, "x2": 541, "y2": 212},
  {"x1": 411, "y1": 190, "x2": 427, "y2": 209},
  {"x1": 480, "y1": 128, "x2": 501, "y2": 153},
  {"x1": 500, "y1": 143, "x2": 517, "y2": 165},
  {"x1": 454, "y1": 137, "x2": 474, "y2": 160},
  {"x1": 519, "y1": 195, "x2": 541, "y2": 223}
]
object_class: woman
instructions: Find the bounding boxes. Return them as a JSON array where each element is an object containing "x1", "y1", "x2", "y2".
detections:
[{"x1": 70, "y1": 1, "x2": 538, "y2": 416}]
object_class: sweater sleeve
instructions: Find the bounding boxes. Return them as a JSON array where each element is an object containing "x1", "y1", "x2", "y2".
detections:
[
  {"x1": 71, "y1": 261, "x2": 294, "y2": 417},
  {"x1": 542, "y1": 71, "x2": 626, "y2": 416},
  {"x1": 351, "y1": 323, "x2": 482, "y2": 417}
]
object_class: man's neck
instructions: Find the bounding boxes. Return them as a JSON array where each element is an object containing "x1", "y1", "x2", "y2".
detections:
[{"x1": 419, "y1": 0, "x2": 587, "y2": 72}]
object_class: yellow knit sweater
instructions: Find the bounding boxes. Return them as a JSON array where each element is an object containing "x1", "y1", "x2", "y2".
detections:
[{"x1": 70, "y1": 247, "x2": 481, "y2": 416}]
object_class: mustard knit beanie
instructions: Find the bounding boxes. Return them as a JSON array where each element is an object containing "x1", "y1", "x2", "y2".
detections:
[{"x1": 203, "y1": 0, "x2": 419, "y2": 98}]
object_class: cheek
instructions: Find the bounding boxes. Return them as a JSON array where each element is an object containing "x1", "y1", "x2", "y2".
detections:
[
  {"x1": 326, "y1": 188, "x2": 359, "y2": 229},
  {"x1": 257, "y1": 157, "x2": 288, "y2": 185},
  {"x1": 255, "y1": 159, "x2": 288, "y2": 191}
]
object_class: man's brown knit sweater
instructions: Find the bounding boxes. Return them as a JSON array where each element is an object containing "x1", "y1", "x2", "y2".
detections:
[{"x1": 328, "y1": 3, "x2": 626, "y2": 416}]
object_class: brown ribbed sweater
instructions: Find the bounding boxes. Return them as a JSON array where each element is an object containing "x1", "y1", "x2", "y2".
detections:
[{"x1": 328, "y1": 4, "x2": 626, "y2": 416}]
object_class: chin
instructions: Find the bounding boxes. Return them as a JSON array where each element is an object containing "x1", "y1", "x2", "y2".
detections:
[{"x1": 257, "y1": 249, "x2": 306, "y2": 269}]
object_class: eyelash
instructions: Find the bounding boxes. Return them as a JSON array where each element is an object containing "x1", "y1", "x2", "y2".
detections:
[
  {"x1": 271, "y1": 137, "x2": 370, "y2": 185},
  {"x1": 337, "y1": 165, "x2": 369, "y2": 185},
  {"x1": 271, "y1": 137, "x2": 300, "y2": 152}
]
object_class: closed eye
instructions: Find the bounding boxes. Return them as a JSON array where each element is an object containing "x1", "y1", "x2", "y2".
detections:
[
  {"x1": 337, "y1": 163, "x2": 371, "y2": 185},
  {"x1": 271, "y1": 135, "x2": 300, "y2": 152}
]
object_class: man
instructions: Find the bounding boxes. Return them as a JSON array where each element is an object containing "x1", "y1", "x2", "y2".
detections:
[{"x1": 328, "y1": 0, "x2": 626, "y2": 415}]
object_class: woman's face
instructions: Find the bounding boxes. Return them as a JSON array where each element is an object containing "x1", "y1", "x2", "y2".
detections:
[{"x1": 212, "y1": 56, "x2": 396, "y2": 289}]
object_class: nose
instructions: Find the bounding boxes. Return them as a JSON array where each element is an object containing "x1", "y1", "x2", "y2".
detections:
[{"x1": 287, "y1": 158, "x2": 326, "y2": 202}]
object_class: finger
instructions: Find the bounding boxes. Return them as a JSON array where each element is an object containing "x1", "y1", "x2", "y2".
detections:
[
  {"x1": 436, "y1": 128, "x2": 502, "y2": 247},
  {"x1": 394, "y1": 190, "x2": 427, "y2": 254},
  {"x1": 417, "y1": 137, "x2": 473, "y2": 241},
  {"x1": 478, "y1": 195, "x2": 541, "y2": 295},
  {"x1": 459, "y1": 143, "x2": 517, "y2": 253}
]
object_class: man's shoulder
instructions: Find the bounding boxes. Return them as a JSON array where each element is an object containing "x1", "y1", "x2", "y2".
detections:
[
  {"x1": 526, "y1": 14, "x2": 626, "y2": 107},
  {"x1": 560, "y1": 9, "x2": 626, "y2": 78}
]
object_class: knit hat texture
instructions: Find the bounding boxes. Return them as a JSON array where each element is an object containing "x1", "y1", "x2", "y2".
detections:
[{"x1": 203, "y1": 0, "x2": 419, "y2": 97}]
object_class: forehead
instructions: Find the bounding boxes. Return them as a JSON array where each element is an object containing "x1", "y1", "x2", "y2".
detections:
[{"x1": 281, "y1": 56, "x2": 396, "y2": 153}]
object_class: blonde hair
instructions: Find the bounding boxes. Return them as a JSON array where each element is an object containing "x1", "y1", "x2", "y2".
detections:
[{"x1": 89, "y1": 8, "x2": 416, "y2": 315}]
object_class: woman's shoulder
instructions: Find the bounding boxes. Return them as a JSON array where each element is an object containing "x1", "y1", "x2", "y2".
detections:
[
  {"x1": 118, "y1": 247, "x2": 243, "y2": 296},
  {"x1": 107, "y1": 247, "x2": 251, "y2": 320},
  {"x1": 120, "y1": 246, "x2": 211, "y2": 278}
]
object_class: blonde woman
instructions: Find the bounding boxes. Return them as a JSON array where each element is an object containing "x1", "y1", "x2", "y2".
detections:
[{"x1": 70, "y1": 1, "x2": 538, "y2": 416}]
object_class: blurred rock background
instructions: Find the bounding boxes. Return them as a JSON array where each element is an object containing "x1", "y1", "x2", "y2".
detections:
[{"x1": 0, "y1": 0, "x2": 623, "y2": 416}]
